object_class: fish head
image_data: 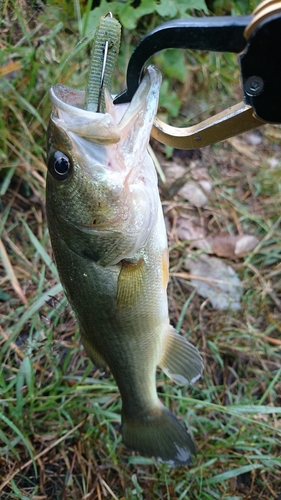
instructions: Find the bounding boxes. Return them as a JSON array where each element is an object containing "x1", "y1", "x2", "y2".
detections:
[
  {"x1": 46, "y1": 66, "x2": 162, "y2": 264},
  {"x1": 46, "y1": 84, "x2": 122, "y2": 227}
]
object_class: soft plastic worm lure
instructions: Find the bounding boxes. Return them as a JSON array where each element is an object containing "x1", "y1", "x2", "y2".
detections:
[{"x1": 85, "y1": 13, "x2": 121, "y2": 113}]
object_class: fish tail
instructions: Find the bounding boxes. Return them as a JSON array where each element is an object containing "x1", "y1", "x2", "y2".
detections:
[{"x1": 122, "y1": 403, "x2": 196, "y2": 466}]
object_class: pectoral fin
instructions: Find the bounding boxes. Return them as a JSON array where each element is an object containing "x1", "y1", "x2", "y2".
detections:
[
  {"x1": 159, "y1": 327, "x2": 203, "y2": 385},
  {"x1": 117, "y1": 258, "x2": 146, "y2": 311}
]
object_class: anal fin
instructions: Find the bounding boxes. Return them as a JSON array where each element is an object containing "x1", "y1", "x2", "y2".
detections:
[{"x1": 159, "y1": 327, "x2": 203, "y2": 385}]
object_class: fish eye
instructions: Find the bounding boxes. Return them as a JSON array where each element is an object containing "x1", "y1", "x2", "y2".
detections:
[{"x1": 47, "y1": 151, "x2": 72, "y2": 181}]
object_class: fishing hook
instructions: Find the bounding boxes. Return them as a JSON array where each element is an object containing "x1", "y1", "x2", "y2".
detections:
[{"x1": 97, "y1": 12, "x2": 112, "y2": 112}]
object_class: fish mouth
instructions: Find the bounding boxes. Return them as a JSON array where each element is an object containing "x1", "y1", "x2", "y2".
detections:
[
  {"x1": 49, "y1": 66, "x2": 162, "y2": 147},
  {"x1": 49, "y1": 85, "x2": 86, "y2": 114},
  {"x1": 49, "y1": 85, "x2": 122, "y2": 145}
]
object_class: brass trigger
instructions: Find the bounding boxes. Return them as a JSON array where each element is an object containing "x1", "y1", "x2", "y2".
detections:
[{"x1": 151, "y1": 103, "x2": 263, "y2": 150}]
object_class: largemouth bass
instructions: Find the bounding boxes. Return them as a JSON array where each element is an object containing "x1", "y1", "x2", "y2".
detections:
[{"x1": 46, "y1": 65, "x2": 203, "y2": 465}]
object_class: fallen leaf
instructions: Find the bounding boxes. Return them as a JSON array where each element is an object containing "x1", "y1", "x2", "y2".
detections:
[
  {"x1": 162, "y1": 161, "x2": 213, "y2": 204},
  {"x1": 234, "y1": 235, "x2": 260, "y2": 257},
  {"x1": 207, "y1": 233, "x2": 239, "y2": 259},
  {"x1": 163, "y1": 162, "x2": 186, "y2": 184},
  {"x1": 207, "y1": 233, "x2": 259, "y2": 259},
  {"x1": 178, "y1": 180, "x2": 212, "y2": 207},
  {"x1": 176, "y1": 223, "x2": 259, "y2": 259},
  {"x1": 190, "y1": 165, "x2": 211, "y2": 182},
  {"x1": 227, "y1": 136, "x2": 258, "y2": 161},
  {"x1": 184, "y1": 255, "x2": 243, "y2": 310},
  {"x1": 176, "y1": 217, "x2": 210, "y2": 251}
]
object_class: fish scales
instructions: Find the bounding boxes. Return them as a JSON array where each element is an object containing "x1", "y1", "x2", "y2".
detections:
[
  {"x1": 48, "y1": 203, "x2": 167, "y2": 405},
  {"x1": 46, "y1": 65, "x2": 203, "y2": 465}
]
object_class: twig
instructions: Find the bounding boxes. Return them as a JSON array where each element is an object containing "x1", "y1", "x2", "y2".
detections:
[
  {"x1": 0, "y1": 238, "x2": 28, "y2": 305},
  {"x1": 171, "y1": 271, "x2": 245, "y2": 288},
  {"x1": 0, "y1": 418, "x2": 87, "y2": 492},
  {"x1": 100, "y1": 478, "x2": 119, "y2": 500},
  {"x1": 0, "y1": 326, "x2": 47, "y2": 373}
]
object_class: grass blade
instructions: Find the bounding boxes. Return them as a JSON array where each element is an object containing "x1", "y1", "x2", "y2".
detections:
[
  {"x1": 0, "y1": 413, "x2": 37, "y2": 475},
  {"x1": 206, "y1": 464, "x2": 262, "y2": 485}
]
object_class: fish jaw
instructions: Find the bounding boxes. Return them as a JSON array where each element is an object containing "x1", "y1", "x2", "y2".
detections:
[
  {"x1": 46, "y1": 66, "x2": 162, "y2": 264},
  {"x1": 49, "y1": 84, "x2": 122, "y2": 145}
]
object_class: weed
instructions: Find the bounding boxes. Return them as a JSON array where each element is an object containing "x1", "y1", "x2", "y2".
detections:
[{"x1": 1, "y1": 1, "x2": 281, "y2": 499}]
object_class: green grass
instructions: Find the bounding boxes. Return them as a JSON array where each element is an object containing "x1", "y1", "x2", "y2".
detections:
[{"x1": 1, "y1": 1, "x2": 281, "y2": 498}]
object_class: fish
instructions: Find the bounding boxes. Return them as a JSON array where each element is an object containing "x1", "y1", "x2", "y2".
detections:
[{"x1": 46, "y1": 65, "x2": 203, "y2": 466}]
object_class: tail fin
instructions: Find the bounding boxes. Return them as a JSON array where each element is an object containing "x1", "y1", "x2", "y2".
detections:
[{"x1": 122, "y1": 403, "x2": 196, "y2": 466}]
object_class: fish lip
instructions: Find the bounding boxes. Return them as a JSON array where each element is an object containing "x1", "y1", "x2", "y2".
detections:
[
  {"x1": 48, "y1": 66, "x2": 162, "y2": 147},
  {"x1": 49, "y1": 85, "x2": 87, "y2": 116},
  {"x1": 49, "y1": 85, "x2": 121, "y2": 144}
]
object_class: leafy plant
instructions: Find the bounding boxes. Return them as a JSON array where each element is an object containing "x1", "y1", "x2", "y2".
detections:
[
  {"x1": 207, "y1": 0, "x2": 260, "y2": 15},
  {"x1": 82, "y1": 0, "x2": 208, "y2": 33}
]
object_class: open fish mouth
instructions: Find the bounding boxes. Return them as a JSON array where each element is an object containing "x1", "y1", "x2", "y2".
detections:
[
  {"x1": 49, "y1": 85, "x2": 122, "y2": 145},
  {"x1": 49, "y1": 65, "x2": 162, "y2": 146},
  {"x1": 50, "y1": 85, "x2": 86, "y2": 112}
]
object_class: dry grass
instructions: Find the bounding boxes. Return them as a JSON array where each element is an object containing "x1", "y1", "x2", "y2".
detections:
[{"x1": 1, "y1": 1, "x2": 281, "y2": 499}]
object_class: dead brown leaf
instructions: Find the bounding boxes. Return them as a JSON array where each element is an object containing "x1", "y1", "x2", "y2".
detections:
[
  {"x1": 176, "y1": 216, "x2": 210, "y2": 251},
  {"x1": 207, "y1": 232, "x2": 260, "y2": 259},
  {"x1": 178, "y1": 180, "x2": 212, "y2": 207},
  {"x1": 176, "y1": 219, "x2": 259, "y2": 259},
  {"x1": 227, "y1": 136, "x2": 259, "y2": 161},
  {"x1": 184, "y1": 255, "x2": 243, "y2": 310}
]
